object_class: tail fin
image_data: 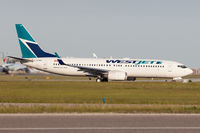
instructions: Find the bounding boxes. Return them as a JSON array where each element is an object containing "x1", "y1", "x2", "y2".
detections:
[{"x1": 15, "y1": 24, "x2": 56, "y2": 58}]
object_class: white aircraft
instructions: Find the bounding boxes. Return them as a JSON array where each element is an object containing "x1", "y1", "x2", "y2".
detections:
[{"x1": 8, "y1": 24, "x2": 193, "y2": 82}]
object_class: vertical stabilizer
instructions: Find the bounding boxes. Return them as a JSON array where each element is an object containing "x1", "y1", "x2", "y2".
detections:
[{"x1": 15, "y1": 24, "x2": 56, "y2": 58}]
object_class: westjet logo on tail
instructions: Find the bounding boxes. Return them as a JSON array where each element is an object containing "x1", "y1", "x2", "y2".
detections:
[{"x1": 106, "y1": 60, "x2": 162, "y2": 64}]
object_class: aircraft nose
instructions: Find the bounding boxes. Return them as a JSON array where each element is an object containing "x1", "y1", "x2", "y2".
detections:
[{"x1": 187, "y1": 68, "x2": 193, "y2": 75}]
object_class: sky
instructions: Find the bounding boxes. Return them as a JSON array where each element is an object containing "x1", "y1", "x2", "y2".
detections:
[{"x1": 0, "y1": 0, "x2": 200, "y2": 68}]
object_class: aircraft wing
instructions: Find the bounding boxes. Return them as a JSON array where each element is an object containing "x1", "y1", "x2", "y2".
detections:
[{"x1": 57, "y1": 59, "x2": 108, "y2": 76}]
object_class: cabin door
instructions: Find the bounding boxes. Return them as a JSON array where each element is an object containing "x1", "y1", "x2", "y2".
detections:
[
  {"x1": 43, "y1": 63, "x2": 48, "y2": 70},
  {"x1": 168, "y1": 64, "x2": 172, "y2": 73}
]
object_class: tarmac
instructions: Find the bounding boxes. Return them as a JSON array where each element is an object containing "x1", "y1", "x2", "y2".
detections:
[
  {"x1": 2, "y1": 78, "x2": 200, "y2": 82},
  {"x1": 0, "y1": 114, "x2": 200, "y2": 133}
]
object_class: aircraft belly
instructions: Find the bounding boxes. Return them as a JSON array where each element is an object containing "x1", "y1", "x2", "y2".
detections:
[
  {"x1": 127, "y1": 68, "x2": 155, "y2": 77},
  {"x1": 50, "y1": 67, "x2": 86, "y2": 76},
  {"x1": 128, "y1": 68, "x2": 172, "y2": 78}
]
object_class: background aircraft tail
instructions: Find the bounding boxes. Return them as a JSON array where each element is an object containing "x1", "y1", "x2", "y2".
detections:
[{"x1": 15, "y1": 24, "x2": 56, "y2": 58}]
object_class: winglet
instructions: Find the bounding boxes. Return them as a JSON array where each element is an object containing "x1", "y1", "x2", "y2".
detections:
[{"x1": 55, "y1": 52, "x2": 60, "y2": 58}]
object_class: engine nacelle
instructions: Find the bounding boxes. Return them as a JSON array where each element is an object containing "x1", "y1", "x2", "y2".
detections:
[{"x1": 108, "y1": 70, "x2": 127, "y2": 81}]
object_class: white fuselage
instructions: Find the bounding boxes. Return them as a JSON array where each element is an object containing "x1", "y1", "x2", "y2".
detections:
[{"x1": 23, "y1": 58, "x2": 193, "y2": 78}]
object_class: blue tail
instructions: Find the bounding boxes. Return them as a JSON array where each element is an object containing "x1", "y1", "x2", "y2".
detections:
[{"x1": 15, "y1": 24, "x2": 56, "y2": 58}]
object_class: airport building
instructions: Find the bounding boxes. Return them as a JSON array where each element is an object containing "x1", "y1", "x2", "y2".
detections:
[
  {"x1": 0, "y1": 58, "x2": 3, "y2": 66},
  {"x1": 192, "y1": 68, "x2": 200, "y2": 75}
]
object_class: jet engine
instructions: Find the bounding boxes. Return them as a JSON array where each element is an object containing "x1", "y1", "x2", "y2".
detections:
[{"x1": 108, "y1": 70, "x2": 127, "y2": 81}]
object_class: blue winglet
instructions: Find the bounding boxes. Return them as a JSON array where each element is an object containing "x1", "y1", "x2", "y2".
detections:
[{"x1": 55, "y1": 52, "x2": 60, "y2": 58}]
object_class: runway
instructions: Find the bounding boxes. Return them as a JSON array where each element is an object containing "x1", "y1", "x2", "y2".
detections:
[
  {"x1": 1, "y1": 114, "x2": 200, "y2": 133},
  {"x1": 28, "y1": 78, "x2": 200, "y2": 82}
]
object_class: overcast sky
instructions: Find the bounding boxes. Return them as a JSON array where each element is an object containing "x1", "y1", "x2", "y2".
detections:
[{"x1": 0, "y1": 0, "x2": 200, "y2": 67}]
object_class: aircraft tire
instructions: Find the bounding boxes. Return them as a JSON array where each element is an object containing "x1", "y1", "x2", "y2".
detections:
[
  {"x1": 102, "y1": 78, "x2": 108, "y2": 82},
  {"x1": 96, "y1": 78, "x2": 101, "y2": 82}
]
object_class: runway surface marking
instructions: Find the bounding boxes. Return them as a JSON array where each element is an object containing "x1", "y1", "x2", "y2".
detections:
[{"x1": 1, "y1": 127, "x2": 200, "y2": 130}]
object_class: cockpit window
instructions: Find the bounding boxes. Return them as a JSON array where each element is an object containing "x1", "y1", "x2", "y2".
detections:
[{"x1": 177, "y1": 65, "x2": 187, "y2": 69}]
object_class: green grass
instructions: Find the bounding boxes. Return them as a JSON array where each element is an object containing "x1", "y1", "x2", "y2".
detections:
[
  {"x1": 0, "y1": 75, "x2": 200, "y2": 113},
  {"x1": 184, "y1": 75, "x2": 200, "y2": 79},
  {"x1": 0, "y1": 76, "x2": 200, "y2": 104}
]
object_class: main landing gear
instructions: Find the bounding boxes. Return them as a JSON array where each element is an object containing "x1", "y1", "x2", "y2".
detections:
[
  {"x1": 96, "y1": 77, "x2": 108, "y2": 82},
  {"x1": 96, "y1": 78, "x2": 101, "y2": 82}
]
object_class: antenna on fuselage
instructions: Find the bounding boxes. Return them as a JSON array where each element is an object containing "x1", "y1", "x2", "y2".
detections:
[{"x1": 92, "y1": 53, "x2": 98, "y2": 58}]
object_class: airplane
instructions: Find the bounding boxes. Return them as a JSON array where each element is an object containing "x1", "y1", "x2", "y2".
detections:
[
  {"x1": 0, "y1": 58, "x2": 29, "y2": 74},
  {"x1": 8, "y1": 24, "x2": 193, "y2": 82},
  {"x1": 1, "y1": 63, "x2": 29, "y2": 74}
]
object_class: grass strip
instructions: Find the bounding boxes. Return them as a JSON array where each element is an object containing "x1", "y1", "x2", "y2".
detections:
[
  {"x1": 0, "y1": 104, "x2": 200, "y2": 113},
  {"x1": 0, "y1": 80, "x2": 200, "y2": 104}
]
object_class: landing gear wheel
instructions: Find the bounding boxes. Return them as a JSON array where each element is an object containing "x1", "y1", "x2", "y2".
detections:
[
  {"x1": 132, "y1": 77, "x2": 136, "y2": 81},
  {"x1": 96, "y1": 78, "x2": 101, "y2": 82},
  {"x1": 102, "y1": 78, "x2": 108, "y2": 82}
]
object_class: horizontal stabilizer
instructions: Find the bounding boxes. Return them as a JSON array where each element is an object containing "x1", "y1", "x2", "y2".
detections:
[{"x1": 7, "y1": 56, "x2": 32, "y2": 62}]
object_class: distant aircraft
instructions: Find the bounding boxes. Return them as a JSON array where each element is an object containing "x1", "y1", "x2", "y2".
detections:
[
  {"x1": 0, "y1": 58, "x2": 29, "y2": 74},
  {"x1": 8, "y1": 24, "x2": 193, "y2": 82}
]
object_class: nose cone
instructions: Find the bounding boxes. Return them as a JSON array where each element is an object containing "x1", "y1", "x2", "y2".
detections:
[{"x1": 186, "y1": 68, "x2": 193, "y2": 76}]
